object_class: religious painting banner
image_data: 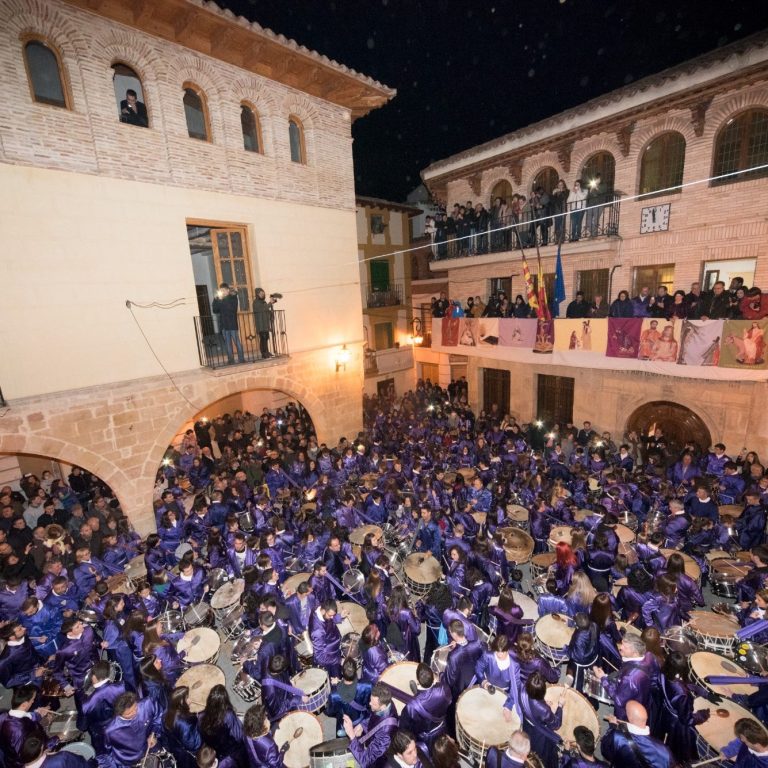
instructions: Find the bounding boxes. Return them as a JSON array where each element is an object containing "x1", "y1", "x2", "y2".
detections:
[
  {"x1": 719, "y1": 319, "x2": 768, "y2": 369},
  {"x1": 533, "y1": 318, "x2": 554, "y2": 354},
  {"x1": 553, "y1": 318, "x2": 608, "y2": 355},
  {"x1": 498, "y1": 318, "x2": 538, "y2": 348},
  {"x1": 678, "y1": 320, "x2": 723, "y2": 366},
  {"x1": 638, "y1": 318, "x2": 679, "y2": 363},
  {"x1": 606, "y1": 318, "x2": 643, "y2": 359}
]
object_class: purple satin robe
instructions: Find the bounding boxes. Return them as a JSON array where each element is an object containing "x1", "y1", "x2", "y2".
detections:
[{"x1": 103, "y1": 697, "x2": 158, "y2": 767}]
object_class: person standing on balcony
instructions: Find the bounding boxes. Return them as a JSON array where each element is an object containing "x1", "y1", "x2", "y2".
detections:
[
  {"x1": 586, "y1": 173, "x2": 607, "y2": 237},
  {"x1": 252, "y1": 288, "x2": 276, "y2": 360},
  {"x1": 551, "y1": 179, "x2": 569, "y2": 244},
  {"x1": 432, "y1": 292, "x2": 449, "y2": 318},
  {"x1": 566, "y1": 292, "x2": 591, "y2": 319},
  {"x1": 531, "y1": 187, "x2": 551, "y2": 247},
  {"x1": 699, "y1": 280, "x2": 731, "y2": 320},
  {"x1": 569, "y1": 181, "x2": 588, "y2": 241},
  {"x1": 212, "y1": 283, "x2": 244, "y2": 365}
]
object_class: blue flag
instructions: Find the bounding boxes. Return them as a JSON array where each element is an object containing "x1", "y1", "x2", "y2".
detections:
[{"x1": 552, "y1": 244, "x2": 566, "y2": 317}]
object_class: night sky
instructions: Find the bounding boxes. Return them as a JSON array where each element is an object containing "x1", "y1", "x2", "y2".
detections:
[{"x1": 222, "y1": 1, "x2": 768, "y2": 201}]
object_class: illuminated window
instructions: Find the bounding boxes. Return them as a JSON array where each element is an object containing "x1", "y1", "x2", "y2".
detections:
[
  {"x1": 581, "y1": 152, "x2": 615, "y2": 192},
  {"x1": 23, "y1": 38, "x2": 69, "y2": 109},
  {"x1": 712, "y1": 110, "x2": 768, "y2": 185}
]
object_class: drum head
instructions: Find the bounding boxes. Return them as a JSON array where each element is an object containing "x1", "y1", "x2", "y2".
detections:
[
  {"x1": 62, "y1": 743, "x2": 96, "y2": 760},
  {"x1": 379, "y1": 661, "x2": 419, "y2": 714},
  {"x1": 549, "y1": 526, "x2": 573, "y2": 545},
  {"x1": 403, "y1": 554, "x2": 442, "y2": 584},
  {"x1": 688, "y1": 611, "x2": 738, "y2": 638},
  {"x1": 506, "y1": 504, "x2": 529, "y2": 522},
  {"x1": 231, "y1": 631, "x2": 263, "y2": 664},
  {"x1": 178, "y1": 628, "x2": 220, "y2": 664},
  {"x1": 532, "y1": 553, "x2": 556, "y2": 567},
  {"x1": 694, "y1": 696, "x2": 760, "y2": 754},
  {"x1": 690, "y1": 652, "x2": 756, "y2": 697},
  {"x1": 293, "y1": 668, "x2": 328, "y2": 694},
  {"x1": 276, "y1": 711, "x2": 324, "y2": 768},
  {"x1": 176, "y1": 664, "x2": 225, "y2": 712},
  {"x1": 499, "y1": 527, "x2": 534, "y2": 563},
  {"x1": 338, "y1": 602, "x2": 368, "y2": 636},
  {"x1": 535, "y1": 614, "x2": 574, "y2": 647},
  {"x1": 661, "y1": 550, "x2": 701, "y2": 582},
  {"x1": 509, "y1": 591, "x2": 538, "y2": 621},
  {"x1": 282, "y1": 573, "x2": 311, "y2": 598},
  {"x1": 349, "y1": 524, "x2": 382, "y2": 546},
  {"x1": 456, "y1": 687, "x2": 520, "y2": 746},
  {"x1": 544, "y1": 686, "x2": 599, "y2": 741},
  {"x1": 210, "y1": 579, "x2": 244, "y2": 609},
  {"x1": 615, "y1": 524, "x2": 635, "y2": 543},
  {"x1": 309, "y1": 737, "x2": 351, "y2": 759}
]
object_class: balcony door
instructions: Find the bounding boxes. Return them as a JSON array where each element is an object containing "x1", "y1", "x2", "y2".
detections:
[{"x1": 370, "y1": 260, "x2": 390, "y2": 291}]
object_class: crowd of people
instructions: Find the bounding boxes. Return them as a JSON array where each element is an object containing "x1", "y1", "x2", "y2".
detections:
[
  {"x1": 0, "y1": 389, "x2": 767, "y2": 768},
  {"x1": 431, "y1": 277, "x2": 768, "y2": 322}
]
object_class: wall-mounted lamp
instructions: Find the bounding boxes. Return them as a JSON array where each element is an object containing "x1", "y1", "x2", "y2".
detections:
[
  {"x1": 409, "y1": 318, "x2": 424, "y2": 346},
  {"x1": 336, "y1": 344, "x2": 351, "y2": 372}
]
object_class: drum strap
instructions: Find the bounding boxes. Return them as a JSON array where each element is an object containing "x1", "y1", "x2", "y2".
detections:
[
  {"x1": 261, "y1": 678, "x2": 306, "y2": 697},
  {"x1": 356, "y1": 717, "x2": 398, "y2": 746}
]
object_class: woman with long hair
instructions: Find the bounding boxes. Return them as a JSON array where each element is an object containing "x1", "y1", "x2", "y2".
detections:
[
  {"x1": 564, "y1": 571, "x2": 597, "y2": 617},
  {"x1": 589, "y1": 593, "x2": 622, "y2": 672},
  {"x1": 491, "y1": 587, "x2": 525, "y2": 644},
  {"x1": 641, "y1": 573, "x2": 681, "y2": 631},
  {"x1": 143, "y1": 620, "x2": 185, "y2": 685},
  {"x1": 520, "y1": 671, "x2": 565, "y2": 768},
  {"x1": 386, "y1": 585, "x2": 421, "y2": 662},
  {"x1": 163, "y1": 686, "x2": 202, "y2": 768},
  {"x1": 445, "y1": 546, "x2": 466, "y2": 596},
  {"x1": 663, "y1": 552, "x2": 704, "y2": 620},
  {"x1": 553, "y1": 542, "x2": 577, "y2": 595},
  {"x1": 584, "y1": 531, "x2": 615, "y2": 593},
  {"x1": 615, "y1": 567, "x2": 654, "y2": 628},
  {"x1": 199, "y1": 684, "x2": 246, "y2": 763},
  {"x1": 139, "y1": 654, "x2": 169, "y2": 731},
  {"x1": 565, "y1": 612, "x2": 600, "y2": 695},
  {"x1": 431, "y1": 734, "x2": 461, "y2": 768},
  {"x1": 102, "y1": 595, "x2": 138, "y2": 691},
  {"x1": 512, "y1": 632, "x2": 560, "y2": 685}
]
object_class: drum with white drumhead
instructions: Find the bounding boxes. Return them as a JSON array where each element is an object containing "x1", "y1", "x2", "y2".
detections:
[
  {"x1": 687, "y1": 611, "x2": 738, "y2": 655},
  {"x1": 177, "y1": 627, "x2": 220, "y2": 666},
  {"x1": 282, "y1": 572, "x2": 311, "y2": 599},
  {"x1": 689, "y1": 651, "x2": 758, "y2": 698},
  {"x1": 379, "y1": 661, "x2": 419, "y2": 714},
  {"x1": 498, "y1": 527, "x2": 534, "y2": 565},
  {"x1": 403, "y1": 553, "x2": 442, "y2": 598},
  {"x1": 338, "y1": 602, "x2": 368, "y2": 637},
  {"x1": 456, "y1": 687, "x2": 521, "y2": 765},
  {"x1": 276, "y1": 711, "x2": 324, "y2": 768},
  {"x1": 183, "y1": 602, "x2": 215, "y2": 630},
  {"x1": 309, "y1": 737, "x2": 353, "y2": 768},
  {"x1": 544, "y1": 686, "x2": 600, "y2": 741},
  {"x1": 661, "y1": 549, "x2": 702, "y2": 585},
  {"x1": 710, "y1": 559, "x2": 749, "y2": 599},
  {"x1": 210, "y1": 579, "x2": 244, "y2": 624},
  {"x1": 534, "y1": 614, "x2": 573, "y2": 665},
  {"x1": 176, "y1": 664, "x2": 225, "y2": 713},
  {"x1": 695, "y1": 696, "x2": 763, "y2": 768},
  {"x1": 430, "y1": 644, "x2": 452, "y2": 678},
  {"x1": 292, "y1": 667, "x2": 330, "y2": 713},
  {"x1": 506, "y1": 504, "x2": 530, "y2": 532}
]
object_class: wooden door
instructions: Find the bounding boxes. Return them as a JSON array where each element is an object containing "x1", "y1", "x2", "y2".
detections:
[
  {"x1": 483, "y1": 368, "x2": 510, "y2": 416},
  {"x1": 536, "y1": 374, "x2": 574, "y2": 427},
  {"x1": 210, "y1": 228, "x2": 251, "y2": 310},
  {"x1": 626, "y1": 401, "x2": 711, "y2": 454}
]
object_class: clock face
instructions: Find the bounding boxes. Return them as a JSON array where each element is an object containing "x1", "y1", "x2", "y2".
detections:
[{"x1": 640, "y1": 204, "x2": 671, "y2": 233}]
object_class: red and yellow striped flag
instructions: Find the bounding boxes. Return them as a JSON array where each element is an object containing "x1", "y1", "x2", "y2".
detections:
[
  {"x1": 521, "y1": 254, "x2": 538, "y2": 311},
  {"x1": 537, "y1": 262, "x2": 551, "y2": 321}
]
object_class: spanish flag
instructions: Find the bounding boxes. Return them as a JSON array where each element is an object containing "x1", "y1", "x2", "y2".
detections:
[{"x1": 521, "y1": 254, "x2": 538, "y2": 312}]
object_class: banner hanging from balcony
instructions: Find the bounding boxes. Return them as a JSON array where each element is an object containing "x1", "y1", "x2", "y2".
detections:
[{"x1": 434, "y1": 317, "x2": 768, "y2": 380}]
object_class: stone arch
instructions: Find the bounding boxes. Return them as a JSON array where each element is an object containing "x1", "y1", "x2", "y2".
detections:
[
  {"x1": 481, "y1": 171, "x2": 515, "y2": 205},
  {"x1": 521, "y1": 153, "x2": 564, "y2": 194},
  {"x1": 231, "y1": 77, "x2": 278, "y2": 155},
  {"x1": 282, "y1": 95, "x2": 320, "y2": 165},
  {"x1": 704, "y1": 88, "x2": 768, "y2": 144},
  {"x1": 632, "y1": 118, "x2": 694, "y2": 191},
  {"x1": 625, "y1": 399, "x2": 714, "y2": 454},
  {"x1": 570, "y1": 136, "x2": 623, "y2": 177}
]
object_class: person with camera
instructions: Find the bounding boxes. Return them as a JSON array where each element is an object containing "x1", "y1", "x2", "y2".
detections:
[
  {"x1": 252, "y1": 288, "x2": 277, "y2": 360},
  {"x1": 212, "y1": 283, "x2": 244, "y2": 365},
  {"x1": 119, "y1": 89, "x2": 148, "y2": 128}
]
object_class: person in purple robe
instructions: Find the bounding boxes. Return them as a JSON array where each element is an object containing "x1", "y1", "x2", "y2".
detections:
[
  {"x1": 442, "y1": 597, "x2": 479, "y2": 644},
  {"x1": 81, "y1": 660, "x2": 127, "y2": 754},
  {"x1": 736, "y1": 492, "x2": 768, "y2": 550},
  {"x1": 601, "y1": 700, "x2": 675, "y2": 768},
  {"x1": 491, "y1": 587, "x2": 529, "y2": 644},
  {"x1": 386, "y1": 586, "x2": 421, "y2": 663},
  {"x1": 512, "y1": 632, "x2": 560, "y2": 685},
  {"x1": 243, "y1": 703, "x2": 284, "y2": 768},
  {"x1": 593, "y1": 633, "x2": 652, "y2": 720},
  {"x1": 343, "y1": 682, "x2": 398, "y2": 768},
  {"x1": 198, "y1": 685, "x2": 246, "y2": 764},
  {"x1": 73, "y1": 547, "x2": 110, "y2": 600},
  {"x1": 583, "y1": 532, "x2": 615, "y2": 593},
  {"x1": 537, "y1": 579, "x2": 569, "y2": 618},
  {"x1": 360, "y1": 623, "x2": 389, "y2": 684},
  {"x1": 52, "y1": 618, "x2": 100, "y2": 711},
  {"x1": 559, "y1": 726, "x2": 609, "y2": 768},
  {"x1": 309, "y1": 561, "x2": 334, "y2": 606},
  {"x1": 728, "y1": 718, "x2": 768, "y2": 768},
  {"x1": 473, "y1": 634, "x2": 522, "y2": 720},
  {"x1": 662, "y1": 552, "x2": 704, "y2": 620},
  {"x1": 399, "y1": 663, "x2": 452, "y2": 753},
  {"x1": 565, "y1": 612, "x2": 600, "y2": 695},
  {"x1": 486, "y1": 730, "x2": 532, "y2": 768},
  {"x1": 103, "y1": 691, "x2": 159, "y2": 768},
  {"x1": 226, "y1": 533, "x2": 257, "y2": 579},
  {"x1": 589, "y1": 593, "x2": 622, "y2": 672},
  {"x1": 0, "y1": 684, "x2": 56, "y2": 768},
  {"x1": 0, "y1": 623, "x2": 45, "y2": 690},
  {"x1": 738, "y1": 546, "x2": 768, "y2": 604},
  {"x1": 285, "y1": 581, "x2": 316, "y2": 636},
  {"x1": 445, "y1": 547, "x2": 466, "y2": 595},
  {"x1": 444, "y1": 619, "x2": 484, "y2": 703},
  {"x1": 520, "y1": 671, "x2": 565, "y2": 768},
  {"x1": 18, "y1": 734, "x2": 90, "y2": 767},
  {"x1": 139, "y1": 655, "x2": 169, "y2": 733},
  {"x1": 658, "y1": 651, "x2": 711, "y2": 764},
  {"x1": 168, "y1": 554, "x2": 208, "y2": 608},
  {"x1": 641, "y1": 573, "x2": 682, "y2": 631},
  {"x1": 635, "y1": 532, "x2": 668, "y2": 575},
  {"x1": 260, "y1": 654, "x2": 306, "y2": 720},
  {"x1": 0, "y1": 578, "x2": 30, "y2": 622},
  {"x1": 309, "y1": 599, "x2": 344, "y2": 679},
  {"x1": 163, "y1": 686, "x2": 203, "y2": 768}
]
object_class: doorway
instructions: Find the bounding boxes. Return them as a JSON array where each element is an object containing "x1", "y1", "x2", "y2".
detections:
[
  {"x1": 482, "y1": 368, "x2": 510, "y2": 416},
  {"x1": 626, "y1": 400, "x2": 712, "y2": 454},
  {"x1": 536, "y1": 374, "x2": 574, "y2": 426}
]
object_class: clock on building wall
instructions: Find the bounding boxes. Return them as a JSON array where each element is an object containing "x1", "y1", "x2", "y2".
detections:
[{"x1": 640, "y1": 203, "x2": 671, "y2": 233}]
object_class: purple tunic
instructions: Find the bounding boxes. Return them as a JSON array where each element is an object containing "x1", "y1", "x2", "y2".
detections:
[
  {"x1": 103, "y1": 697, "x2": 158, "y2": 767},
  {"x1": 361, "y1": 643, "x2": 389, "y2": 684},
  {"x1": 246, "y1": 732, "x2": 284, "y2": 768}
]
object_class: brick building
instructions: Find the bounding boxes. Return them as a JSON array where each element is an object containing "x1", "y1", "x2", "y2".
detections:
[
  {"x1": 0, "y1": 0, "x2": 394, "y2": 531},
  {"x1": 419, "y1": 32, "x2": 768, "y2": 452}
]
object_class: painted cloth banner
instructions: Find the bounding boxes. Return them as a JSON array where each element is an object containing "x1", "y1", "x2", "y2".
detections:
[{"x1": 435, "y1": 317, "x2": 768, "y2": 381}]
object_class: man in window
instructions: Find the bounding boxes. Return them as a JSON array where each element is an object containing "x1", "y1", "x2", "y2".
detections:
[
  {"x1": 212, "y1": 283, "x2": 245, "y2": 365},
  {"x1": 120, "y1": 89, "x2": 148, "y2": 128}
]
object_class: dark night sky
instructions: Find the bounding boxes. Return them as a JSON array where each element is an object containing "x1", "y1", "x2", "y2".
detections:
[{"x1": 222, "y1": 1, "x2": 768, "y2": 201}]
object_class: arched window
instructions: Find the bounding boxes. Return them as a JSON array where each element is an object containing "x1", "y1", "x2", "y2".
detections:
[
  {"x1": 183, "y1": 83, "x2": 210, "y2": 142},
  {"x1": 112, "y1": 63, "x2": 147, "y2": 127},
  {"x1": 581, "y1": 151, "x2": 615, "y2": 192},
  {"x1": 490, "y1": 179, "x2": 513, "y2": 206},
  {"x1": 241, "y1": 103, "x2": 262, "y2": 153},
  {"x1": 22, "y1": 38, "x2": 69, "y2": 109},
  {"x1": 639, "y1": 132, "x2": 686, "y2": 196},
  {"x1": 712, "y1": 109, "x2": 768, "y2": 186},
  {"x1": 532, "y1": 167, "x2": 558, "y2": 195},
  {"x1": 288, "y1": 116, "x2": 306, "y2": 164}
]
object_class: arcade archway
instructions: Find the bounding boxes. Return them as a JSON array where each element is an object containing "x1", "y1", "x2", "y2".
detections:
[{"x1": 625, "y1": 400, "x2": 712, "y2": 455}]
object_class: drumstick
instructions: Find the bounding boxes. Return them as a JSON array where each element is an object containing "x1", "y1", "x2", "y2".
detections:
[{"x1": 691, "y1": 757, "x2": 728, "y2": 768}]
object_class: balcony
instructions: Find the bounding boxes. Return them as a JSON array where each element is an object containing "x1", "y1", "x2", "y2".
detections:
[
  {"x1": 430, "y1": 194, "x2": 621, "y2": 261},
  {"x1": 363, "y1": 281, "x2": 404, "y2": 309},
  {"x1": 364, "y1": 346, "x2": 414, "y2": 377},
  {"x1": 193, "y1": 310, "x2": 289, "y2": 370}
]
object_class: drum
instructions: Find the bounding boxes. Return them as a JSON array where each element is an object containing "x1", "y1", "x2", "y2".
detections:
[
  {"x1": 710, "y1": 559, "x2": 749, "y2": 598},
  {"x1": 220, "y1": 603, "x2": 247, "y2": 640},
  {"x1": 176, "y1": 664, "x2": 225, "y2": 712},
  {"x1": 617, "y1": 510, "x2": 639, "y2": 532},
  {"x1": 506, "y1": 504, "x2": 530, "y2": 531},
  {"x1": 548, "y1": 525, "x2": 573, "y2": 550},
  {"x1": 338, "y1": 602, "x2": 368, "y2": 636},
  {"x1": 617, "y1": 540, "x2": 639, "y2": 566},
  {"x1": 178, "y1": 627, "x2": 220, "y2": 665},
  {"x1": 719, "y1": 504, "x2": 744, "y2": 520},
  {"x1": 612, "y1": 577, "x2": 627, "y2": 598},
  {"x1": 124, "y1": 554, "x2": 147, "y2": 584},
  {"x1": 349, "y1": 524, "x2": 383, "y2": 547},
  {"x1": 340, "y1": 632, "x2": 361, "y2": 667},
  {"x1": 689, "y1": 651, "x2": 757, "y2": 697},
  {"x1": 661, "y1": 549, "x2": 702, "y2": 584},
  {"x1": 174, "y1": 543, "x2": 193, "y2": 562},
  {"x1": 544, "y1": 686, "x2": 600, "y2": 741},
  {"x1": 107, "y1": 573, "x2": 131, "y2": 593},
  {"x1": 237, "y1": 510, "x2": 255, "y2": 532},
  {"x1": 233, "y1": 668, "x2": 261, "y2": 702},
  {"x1": 430, "y1": 644, "x2": 452, "y2": 677},
  {"x1": 158, "y1": 609, "x2": 184, "y2": 635},
  {"x1": 573, "y1": 509, "x2": 593, "y2": 523},
  {"x1": 83, "y1": 660, "x2": 122, "y2": 696},
  {"x1": 206, "y1": 567, "x2": 229, "y2": 593},
  {"x1": 456, "y1": 687, "x2": 521, "y2": 765},
  {"x1": 309, "y1": 737, "x2": 353, "y2": 768},
  {"x1": 183, "y1": 602, "x2": 215, "y2": 629},
  {"x1": 531, "y1": 552, "x2": 556, "y2": 581},
  {"x1": 342, "y1": 569, "x2": 364, "y2": 595},
  {"x1": 361, "y1": 473, "x2": 379, "y2": 490},
  {"x1": 379, "y1": 661, "x2": 419, "y2": 714},
  {"x1": 534, "y1": 614, "x2": 573, "y2": 665},
  {"x1": 77, "y1": 608, "x2": 100, "y2": 628},
  {"x1": 403, "y1": 553, "x2": 442, "y2": 598},
  {"x1": 282, "y1": 572, "x2": 311, "y2": 599},
  {"x1": 294, "y1": 633, "x2": 314, "y2": 670},
  {"x1": 706, "y1": 550, "x2": 732, "y2": 563},
  {"x1": 141, "y1": 749, "x2": 177, "y2": 768},
  {"x1": 458, "y1": 467, "x2": 477, "y2": 481},
  {"x1": 210, "y1": 579, "x2": 244, "y2": 622},
  {"x1": 615, "y1": 523, "x2": 635, "y2": 545},
  {"x1": 694, "y1": 695, "x2": 763, "y2": 768},
  {"x1": 471, "y1": 511, "x2": 487, "y2": 528},
  {"x1": 61, "y1": 743, "x2": 97, "y2": 761},
  {"x1": 292, "y1": 668, "x2": 330, "y2": 713},
  {"x1": 46, "y1": 710, "x2": 81, "y2": 743},
  {"x1": 276, "y1": 711, "x2": 324, "y2": 768},
  {"x1": 735, "y1": 641, "x2": 768, "y2": 675},
  {"x1": 687, "y1": 611, "x2": 738, "y2": 655},
  {"x1": 231, "y1": 630, "x2": 263, "y2": 664},
  {"x1": 498, "y1": 527, "x2": 534, "y2": 564},
  {"x1": 662, "y1": 626, "x2": 698, "y2": 656},
  {"x1": 489, "y1": 592, "x2": 537, "y2": 635},
  {"x1": 582, "y1": 670, "x2": 613, "y2": 705}
]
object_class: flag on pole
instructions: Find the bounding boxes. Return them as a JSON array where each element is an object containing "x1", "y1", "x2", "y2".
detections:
[
  {"x1": 537, "y1": 260, "x2": 551, "y2": 320},
  {"x1": 521, "y1": 254, "x2": 538, "y2": 312},
  {"x1": 552, "y1": 244, "x2": 567, "y2": 318}
]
